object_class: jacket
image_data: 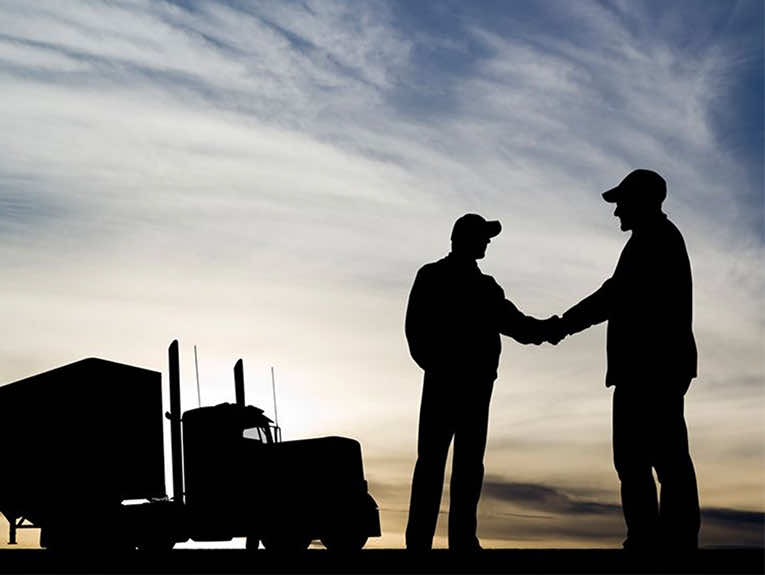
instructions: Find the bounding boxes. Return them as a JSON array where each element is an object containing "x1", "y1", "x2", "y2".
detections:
[
  {"x1": 405, "y1": 253, "x2": 547, "y2": 380},
  {"x1": 562, "y1": 214, "x2": 697, "y2": 387}
]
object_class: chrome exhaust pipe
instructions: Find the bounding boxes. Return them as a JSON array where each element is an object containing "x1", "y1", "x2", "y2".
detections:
[
  {"x1": 168, "y1": 340, "x2": 184, "y2": 506},
  {"x1": 234, "y1": 359, "x2": 245, "y2": 407}
]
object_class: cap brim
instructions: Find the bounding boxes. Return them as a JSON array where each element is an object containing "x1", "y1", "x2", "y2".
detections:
[
  {"x1": 602, "y1": 186, "x2": 623, "y2": 203},
  {"x1": 485, "y1": 220, "x2": 502, "y2": 238}
]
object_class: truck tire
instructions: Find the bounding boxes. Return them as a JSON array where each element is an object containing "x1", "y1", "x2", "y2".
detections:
[
  {"x1": 320, "y1": 533, "x2": 368, "y2": 552},
  {"x1": 39, "y1": 526, "x2": 57, "y2": 550},
  {"x1": 40, "y1": 526, "x2": 82, "y2": 552},
  {"x1": 43, "y1": 525, "x2": 133, "y2": 553},
  {"x1": 260, "y1": 534, "x2": 312, "y2": 552}
]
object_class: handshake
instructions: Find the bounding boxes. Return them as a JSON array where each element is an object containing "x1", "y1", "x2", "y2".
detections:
[{"x1": 536, "y1": 315, "x2": 568, "y2": 346}]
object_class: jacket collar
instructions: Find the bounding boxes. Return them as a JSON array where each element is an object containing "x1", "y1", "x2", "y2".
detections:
[
  {"x1": 632, "y1": 211, "x2": 668, "y2": 237},
  {"x1": 445, "y1": 252, "x2": 481, "y2": 273}
]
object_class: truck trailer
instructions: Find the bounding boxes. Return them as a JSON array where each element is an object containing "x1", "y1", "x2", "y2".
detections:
[{"x1": 0, "y1": 341, "x2": 381, "y2": 551}]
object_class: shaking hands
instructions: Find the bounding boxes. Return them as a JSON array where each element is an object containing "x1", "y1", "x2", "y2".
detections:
[{"x1": 540, "y1": 315, "x2": 567, "y2": 345}]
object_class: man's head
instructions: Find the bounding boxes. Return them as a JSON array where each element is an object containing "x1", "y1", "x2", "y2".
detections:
[
  {"x1": 603, "y1": 169, "x2": 666, "y2": 231},
  {"x1": 451, "y1": 213, "x2": 502, "y2": 259}
]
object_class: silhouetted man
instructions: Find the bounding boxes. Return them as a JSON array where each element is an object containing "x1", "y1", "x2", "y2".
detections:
[
  {"x1": 405, "y1": 213, "x2": 560, "y2": 551},
  {"x1": 555, "y1": 170, "x2": 700, "y2": 551}
]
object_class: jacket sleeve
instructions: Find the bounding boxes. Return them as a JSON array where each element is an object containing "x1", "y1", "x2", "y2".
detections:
[
  {"x1": 490, "y1": 279, "x2": 548, "y2": 344},
  {"x1": 405, "y1": 267, "x2": 434, "y2": 371},
  {"x1": 646, "y1": 227, "x2": 698, "y2": 381},
  {"x1": 561, "y1": 278, "x2": 613, "y2": 335}
]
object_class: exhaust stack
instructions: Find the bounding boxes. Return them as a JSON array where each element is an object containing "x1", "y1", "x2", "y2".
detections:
[
  {"x1": 168, "y1": 340, "x2": 184, "y2": 506},
  {"x1": 234, "y1": 359, "x2": 245, "y2": 407}
]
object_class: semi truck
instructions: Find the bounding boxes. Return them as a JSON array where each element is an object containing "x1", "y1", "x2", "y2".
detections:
[{"x1": 0, "y1": 340, "x2": 380, "y2": 551}]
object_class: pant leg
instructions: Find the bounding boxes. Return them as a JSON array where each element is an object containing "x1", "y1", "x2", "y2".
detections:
[
  {"x1": 406, "y1": 373, "x2": 456, "y2": 550},
  {"x1": 449, "y1": 380, "x2": 494, "y2": 550},
  {"x1": 652, "y1": 392, "x2": 700, "y2": 549},
  {"x1": 613, "y1": 386, "x2": 659, "y2": 548}
]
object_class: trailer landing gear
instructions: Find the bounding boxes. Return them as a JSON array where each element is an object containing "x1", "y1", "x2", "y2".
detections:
[{"x1": 2, "y1": 512, "x2": 37, "y2": 545}]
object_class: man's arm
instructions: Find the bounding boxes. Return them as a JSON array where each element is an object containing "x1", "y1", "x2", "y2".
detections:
[
  {"x1": 560, "y1": 278, "x2": 613, "y2": 336},
  {"x1": 405, "y1": 267, "x2": 434, "y2": 370},
  {"x1": 489, "y1": 279, "x2": 559, "y2": 345},
  {"x1": 498, "y1": 299, "x2": 561, "y2": 344}
]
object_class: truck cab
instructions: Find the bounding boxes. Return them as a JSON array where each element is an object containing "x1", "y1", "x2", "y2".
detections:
[{"x1": 181, "y1": 402, "x2": 380, "y2": 551}]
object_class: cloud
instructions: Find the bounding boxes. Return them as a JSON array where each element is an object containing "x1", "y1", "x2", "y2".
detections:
[
  {"x1": 703, "y1": 507, "x2": 765, "y2": 527},
  {"x1": 481, "y1": 476, "x2": 764, "y2": 547},
  {"x1": 482, "y1": 477, "x2": 619, "y2": 516},
  {"x1": 369, "y1": 469, "x2": 764, "y2": 548}
]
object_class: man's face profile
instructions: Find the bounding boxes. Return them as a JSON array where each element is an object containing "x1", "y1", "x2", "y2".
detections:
[
  {"x1": 614, "y1": 200, "x2": 635, "y2": 231},
  {"x1": 475, "y1": 237, "x2": 490, "y2": 259},
  {"x1": 455, "y1": 235, "x2": 491, "y2": 259}
]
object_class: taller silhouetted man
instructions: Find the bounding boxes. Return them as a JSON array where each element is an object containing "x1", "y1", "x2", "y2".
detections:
[
  {"x1": 557, "y1": 170, "x2": 700, "y2": 551},
  {"x1": 405, "y1": 213, "x2": 559, "y2": 551}
]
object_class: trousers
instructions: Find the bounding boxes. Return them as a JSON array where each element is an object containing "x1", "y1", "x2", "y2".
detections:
[
  {"x1": 613, "y1": 383, "x2": 700, "y2": 550},
  {"x1": 406, "y1": 371, "x2": 494, "y2": 550}
]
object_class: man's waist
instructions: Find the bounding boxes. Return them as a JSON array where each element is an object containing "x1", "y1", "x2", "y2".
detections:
[{"x1": 605, "y1": 366, "x2": 697, "y2": 388}]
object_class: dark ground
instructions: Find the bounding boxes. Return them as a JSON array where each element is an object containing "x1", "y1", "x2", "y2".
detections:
[{"x1": 0, "y1": 549, "x2": 763, "y2": 575}]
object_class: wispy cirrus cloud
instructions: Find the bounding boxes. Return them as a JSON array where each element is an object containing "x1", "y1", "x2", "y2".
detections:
[{"x1": 366, "y1": 471, "x2": 765, "y2": 548}]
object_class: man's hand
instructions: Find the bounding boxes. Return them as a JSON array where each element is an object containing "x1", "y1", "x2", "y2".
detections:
[{"x1": 542, "y1": 315, "x2": 566, "y2": 345}]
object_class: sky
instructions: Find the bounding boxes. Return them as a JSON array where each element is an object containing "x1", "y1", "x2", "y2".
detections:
[{"x1": 0, "y1": 0, "x2": 762, "y2": 549}]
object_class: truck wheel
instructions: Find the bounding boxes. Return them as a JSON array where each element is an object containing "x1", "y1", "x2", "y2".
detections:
[
  {"x1": 320, "y1": 533, "x2": 368, "y2": 552},
  {"x1": 40, "y1": 527, "x2": 77, "y2": 551},
  {"x1": 261, "y1": 534, "x2": 312, "y2": 552},
  {"x1": 39, "y1": 527, "x2": 56, "y2": 550},
  {"x1": 43, "y1": 526, "x2": 132, "y2": 553}
]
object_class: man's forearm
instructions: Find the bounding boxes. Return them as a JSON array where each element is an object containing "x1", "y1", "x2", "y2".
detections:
[
  {"x1": 561, "y1": 279, "x2": 612, "y2": 335},
  {"x1": 507, "y1": 315, "x2": 547, "y2": 344},
  {"x1": 498, "y1": 300, "x2": 554, "y2": 344}
]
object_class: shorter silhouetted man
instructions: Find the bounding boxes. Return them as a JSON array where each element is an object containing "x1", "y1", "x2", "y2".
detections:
[
  {"x1": 554, "y1": 170, "x2": 700, "y2": 551},
  {"x1": 405, "y1": 213, "x2": 560, "y2": 551}
]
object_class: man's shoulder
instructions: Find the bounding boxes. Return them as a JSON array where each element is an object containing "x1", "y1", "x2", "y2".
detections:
[
  {"x1": 656, "y1": 217, "x2": 689, "y2": 253},
  {"x1": 663, "y1": 217, "x2": 686, "y2": 238},
  {"x1": 417, "y1": 257, "x2": 449, "y2": 276},
  {"x1": 631, "y1": 216, "x2": 686, "y2": 249},
  {"x1": 411, "y1": 259, "x2": 444, "y2": 288},
  {"x1": 479, "y1": 272, "x2": 503, "y2": 297}
]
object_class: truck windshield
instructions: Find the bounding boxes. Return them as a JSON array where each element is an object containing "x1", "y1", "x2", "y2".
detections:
[
  {"x1": 243, "y1": 426, "x2": 273, "y2": 444},
  {"x1": 243, "y1": 427, "x2": 266, "y2": 443}
]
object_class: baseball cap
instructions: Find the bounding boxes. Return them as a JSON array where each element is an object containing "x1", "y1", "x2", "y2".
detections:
[
  {"x1": 602, "y1": 169, "x2": 667, "y2": 204},
  {"x1": 451, "y1": 213, "x2": 502, "y2": 241}
]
